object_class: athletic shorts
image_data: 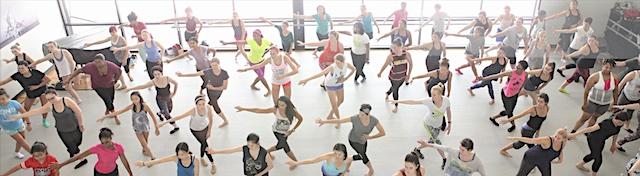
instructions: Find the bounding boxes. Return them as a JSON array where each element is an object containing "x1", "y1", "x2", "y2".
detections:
[
  {"x1": 273, "y1": 81, "x2": 291, "y2": 87},
  {"x1": 586, "y1": 101, "x2": 609, "y2": 116},
  {"x1": 2, "y1": 123, "x2": 26, "y2": 136},
  {"x1": 464, "y1": 50, "x2": 480, "y2": 58},
  {"x1": 249, "y1": 62, "x2": 266, "y2": 78},
  {"x1": 326, "y1": 84, "x2": 344, "y2": 91}
]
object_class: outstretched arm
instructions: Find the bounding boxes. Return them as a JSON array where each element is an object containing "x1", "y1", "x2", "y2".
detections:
[
  {"x1": 235, "y1": 106, "x2": 276, "y2": 114},
  {"x1": 297, "y1": 40, "x2": 327, "y2": 47},
  {"x1": 299, "y1": 66, "x2": 332, "y2": 85},
  {"x1": 457, "y1": 20, "x2": 476, "y2": 34},
  {"x1": 570, "y1": 124, "x2": 600, "y2": 138},
  {"x1": 207, "y1": 145, "x2": 243, "y2": 155},
  {"x1": 176, "y1": 71, "x2": 204, "y2": 77},
  {"x1": 317, "y1": 117, "x2": 351, "y2": 125},
  {"x1": 388, "y1": 99, "x2": 427, "y2": 105},
  {"x1": 84, "y1": 36, "x2": 111, "y2": 48},
  {"x1": 126, "y1": 80, "x2": 154, "y2": 91},
  {"x1": 10, "y1": 102, "x2": 52, "y2": 120},
  {"x1": 544, "y1": 10, "x2": 568, "y2": 21},
  {"x1": 100, "y1": 104, "x2": 133, "y2": 121},
  {"x1": 481, "y1": 70, "x2": 512, "y2": 80},
  {"x1": 503, "y1": 106, "x2": 534, "y2": 123},
  {"x1": 162, "y1": 107, "x2": 194, "y2": 125},
  {"x1": 289, "y1": 153, "x2": 331, "y2": 166},
  {"x1": 160, "y1": 16, "x2": 187, "y2": 24}
]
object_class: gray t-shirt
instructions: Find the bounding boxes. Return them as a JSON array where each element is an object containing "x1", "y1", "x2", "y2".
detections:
[
  {"x1": 503, "y1": 26, "x2": 528, "y2": 49},
  {"x1": 433, "y1": 144, "x2": 487, "y2": 176},
  {"x1": 348, "y1": 115, "x2": 378, "y2": 144},
  {"x1": 620, "y1": 57, "x2": 640, "y2": 78},
  {"x1": 431, "y1": 12, "x2": 449, "y2": 32},
  {"x1": 188, "y1": 45, "x2": 211, "y2": 70},
  {"x1": 465, "y1": 35, "x2": 485, "y2": 56}
]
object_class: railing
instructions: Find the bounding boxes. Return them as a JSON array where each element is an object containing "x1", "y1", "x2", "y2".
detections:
[{"x1": 606, "y1": 18, "x2": 640, "y2": 50}]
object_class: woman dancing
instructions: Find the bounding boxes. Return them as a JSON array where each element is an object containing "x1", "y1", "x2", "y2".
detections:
[
  {"x1": 498, "y1": 93, "x2": 550, "y2": 157},
  {"x1": 0, "y1": 61, "x2": 50, "y2": 127},
  {"x1": 126, "y1": 66, "x2": 180, "y2": 134},
  {"x1": 378, "y1": 38, "x2": 413, "y2": 113},
  {"x1": 238, "y1": 46, "x2": 299, "y2": 104},
  {"x1": 286, "y1": 143, "x2": 352, "y2": 176}
]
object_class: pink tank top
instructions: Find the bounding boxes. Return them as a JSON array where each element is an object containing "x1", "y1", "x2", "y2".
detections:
[{"x1": 503, "y1": 71, "x2": 527, "y2": 97}]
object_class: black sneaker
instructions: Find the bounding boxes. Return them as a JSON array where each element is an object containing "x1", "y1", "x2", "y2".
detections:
[
  {"x1": 156, "y1": 112, "x2": 165, "y2": 121},
  {"x1": 574, "y1": 77, "x2": 580, "y2": 83},
  {"x1": 626, "y1": 128, "x2": 635, "y2": 133},
  {"x1": 489, "y1": 118, "x2": 499, "y2": 126},
  {"x1": 618, "y1": 146, "x2": 627, "y2": 152},
  {"x1": 74, "y1": 159, "x2": 88, "y2": 169},
  {"x1": 169, "y1": 127, "x2": 180, "y2": 134},
  {"x1": 441, "y1": 158, "x2": 447, "y2": 170},
  {"x1": 507, "y1": 125, "x2": 516, "y2": 132},
  {"x1": 413, "y1": 147, "x2": 424, "y2": 159},
  {"x1": 320, "y1": 84, "x2": 326, "y2": 90},
  {"x1": 556, "y1": 69, "x2": 566, "y2": 77}
]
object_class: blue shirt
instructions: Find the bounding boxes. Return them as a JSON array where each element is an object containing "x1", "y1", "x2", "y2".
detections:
[
  {"x1": 362, "y1": 14, "x2": 374, "y2": 33},
  {"x1": 0, "y1": 100, "x2": 23, "y2": 130},
  {"x1": 313, "y1": 14, "x2": 332, "y2": 35}
]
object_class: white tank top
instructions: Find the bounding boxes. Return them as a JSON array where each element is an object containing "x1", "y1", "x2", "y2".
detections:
[
  {"x1": 624, "y1": 71, "x2": 640, "y2": 101},
  {"x1": 53, "y1": 50, "x2": 72, "y2": 77},
  {"x1": 271, "y1": 110, "x2": 291, "y2": 134},
  {"x1": 323, "y1": 64, "x2": 348, "y2": 86},
  {"x1": 271, "y1": 55, "x2": 290, "y2": 85},
  {"x1": 189, "y1": 106, "x2": 210, "y2": 131},
  {"x1": 588, "y1": 72, "x2": 615, "y2": 105}
]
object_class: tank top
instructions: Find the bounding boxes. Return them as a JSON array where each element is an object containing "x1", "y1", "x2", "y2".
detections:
[
  {"x1": 270, "y1": 55, "x2": 290, "y2": 85},
  {"x1": 623, "y1": 71, "x2": 640, "y2": 101},
  {"x1": 154, "y1": 78, "x2": 171, "y2": 97},
  {"x1": 588, "y1": 72, "x2": 615, "y2": 105},
  {"x1": 144, "y1": 40, "x2": 161, "y2": 62},
  {"x1": 189, "y1": 106, "x2": 209, "y2": 131},
  {"x1": 427, "y1": 70, "x2": 449, "y2": 87},
  {"x1": 188, "y1": 46, "x2": 211, "y2": 70},
  {"x1": 272, "y1": 110, "x2": 291, "y2": 134},
  {"x1": 111, "y1": 37, "x2": 128, "y2": 61},
  {"x1": 525, "y1": 107, "x2": 546, "y2": 130},
  {"x1": 523, "y1": 72, "x2": 549, "y2": 91},
  {"x1": 52, "y1": 50, "x2": 72, "y2": 77},
  {"x1": 232, "y1": 19, "x2": 243, "y2": 37},
  {"x1": 482, "y1": 57, "x2": 507, "y2": 77},
  {"x1": 530, "y1": 40, "x2": 546, "y2": 59},
  {"x1": 562, "y1": 9, "x2": 581, "y2": 28},
  {"x1": 389, "y1": 53, "x2": 409, "y2": 81},
  {"x1": 427, "y1": 42, "x2": 443, "y2": 57},
  {"x1": 242, "y1": 146, "x2": 268, "y2": 176},
  {"x1": 324, "y1": 63, "x2": 348, "y2": 86},
  {"x1": 319, "y1": 41, "x2": 340, "y2": 63},
  {"x1": 131, "y1": 105, "x2": 150, "y2": 132},
  {"x1": 523, "y1": 137, "x2": 563, "y2": 164},
  {"x1": 321, "y1": 158, "x2": 347, "y2": 176},
  {"x1": 503, "y1": 71, "x2": 527, "y2": 97},
  {"x1": 14, "y1": 53, "x2": 30, "y2": 64},
  {"x1": 577, "y1": 46, "x2": 599, "y2": 69},
  {"x1": 177, "y1": 156, "x2": 195, "y2": 176},
  {"x1": 472, "y1": 18, "x2": 490, "y2": 34},
  {"x1": 186, "y1": 17, "x2": 197, "y2": 32},
  {"x1": 52, "y1": 98, "x2": 79, "y2": 132},
  {"x1": 391, "y1": 30, "x2": 409, "y2": 45},
  {"x1": 362, "y1": 14, "x2": 374, "y2": 33}
]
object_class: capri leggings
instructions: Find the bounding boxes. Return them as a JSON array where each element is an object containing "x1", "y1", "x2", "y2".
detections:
[
  {"x1": 516, "y1": 160, "x2": 552, "y2": 176},
  {"x1": 470, "y1": 80, "x2": 496, "y2": 99},
  {"x1": 156, "y1": 95, "x2": 175, "y2": 124},
  {"x1": 386, "y1": 79, "x2": 405, "y2": 107},
  {"x1": 582, "y1": 137, "x2": 606, "y2": 172},
  {"x1": 273, "y1": 132, "x2": 291, "y2": 153},
  {"x1": 349, "y1": 140, "x2": 370, "y2": 164},
  {"x1": 206, "y1": 90, "x2": 223, "y2": 114},
  {"x1": 191, "y1": 127, "x2": 214, "y2": 163},
  {"x1": 513, "y1": 128, "x2": 536, "y2": 149}
]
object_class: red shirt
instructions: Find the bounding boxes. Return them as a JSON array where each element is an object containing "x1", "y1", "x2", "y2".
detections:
[
  {"x1": 129, "y1": 22, "x2": 147, "y2": 42},
  {"x1": 392, "y1": 10, "x2": 408, "y2": 27},
  {"x1": 20, "y1": 155, "x2": 59, "y2": 176},
  {"x1": 81, "y1": 61, "x2": 121, "y2": 88}
]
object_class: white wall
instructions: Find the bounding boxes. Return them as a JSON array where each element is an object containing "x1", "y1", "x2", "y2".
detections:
[{"x1": 0, "y1": 0, "x2": 66, "y2": 96}]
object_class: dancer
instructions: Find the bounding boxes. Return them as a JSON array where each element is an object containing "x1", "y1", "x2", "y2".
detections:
[
  {"x1": 486, "y1": 5, "x2": 516, "y2": 52},
  {"x1": 113, "y1": 30, "x2": 165, "y2": 81},
  {"x1": 486, "y1": 60, "x2": 530, "y2": 132},
  {"x1": 52, "y1": 128, "x2": 133, "y2": 176},
  {"x1": 458, "y1": 11, "x2": 492, "y2": 36},
  {"x1": 212, "y1": 12, "x2": 248, "y2": 61},
  {"x1": 489, "y1": 17, "x2": 529, "y2": 69},
  {"x1": 30, "y1": 41, "x2": 81, "y2": 103},
  {"x1": 1, "y1": 142, "x2": 58, "y2": 176},
  {"x1": 389, "y1": 84, "x2": 451, "y2": 169},
  {"x1": 235, "y1": 96, "x2": 303, "y2": 161},
  {"x1": 238, "y1": 46, "x2": 299, "y2": 104},
  {"x1": 316, "y1": 104, "x2": 386, "y2": 176},
  {"x1": 406, "y1": 32, "x2": 447, "y2": 72},
  {"x1": 416, "y1": 138, "x2": 486, "y2": 175},
  {"x1": 3, "y1": 43, "x2": 34, "y2": 64},
  {"x1": 0, "y1": 61, "x2": 50, "y2": 127},
  {"x1": 569, "y1": 59, "x2": 618, "y2": 133},
  {"x1": 392, "y1": 153, "x2": 425, "y2": 176},
  {"x1": 64, "y1": 54, "x2": 122, "y2": 124},
  {"x1": 221, "y1": 29, "x2": 272, "y2": 97},
  {"x1": 135, "y1": 142, "x2": 199, "y2": 176},
  {"x1": 120, "y1": 12, "x2": 148, "y2": 64},
  {"x1": 159, "y1": 95, "x2": 217, "y2": 174},
  {"x1": 545, "y1": 0, "x2": 581, "y2": 54},
  {"x1": 337, "y1": 22, "x2": 370, "y2": 84},
  {"x1": 383, "y1": 2, "x2": 408, "y2": 29},
  {"x1": 83, "y1": 26, "x2": 134, "y2": 81},
  {"x1": 509, "y1": 128, "x2": 567, "y2": 176},
  {"x1": 416, "y1": 4, "x2": 450, "y2": 38},
  {"x1": 467, "y1": 49, "x2": 508, "y2": 104},
  {"x1": 293, "y1": 5, "x2": 333, "y2": 56},
  {"x1": 378, "y1": 38, "x2": 413, "y2": 113},
  {"x1": 176, "y1": 58, "x2": 230, "y2": 128},
  {"x1": 410, "y1": 59, "x2": 452, "y2": 97},
  {"x1": 166, "y1": 37, "x2": 216, "y2": 94},
  {"x1": 613, "y1": 71, "x2": 640, "y2": 152},
  {"x1": 10, "y1": 88, "x2": 88, "y2": 169},
  {"x1": 341, "y1": 5, "x2": 380, "y2": 39},
  {"x1": 286, "y1": 143, "x2": 352, "y2": 176},
  {"x1": 520, "y1": 62, "x2": 555, "y2": 104},
  {"x1": 555, "y1": 17, "x2": 594, "y2": 77},
  {"x1": 97, "y1": 91, "x2": 160, "y2": 159},
  {"x1": 626, "y1": 152, "x2": 640, "y2": 176},
  {"x1": 445, "y1": 27, "x2": 485, "y2": 77},
  {"x1": 523, "y1": 31, "x2": 552, "y2": 70},
  {"x1": 571, "y1": 111, "x2": 629, "y2": 176},
  {"x1": 160, "y1": 7, "x2": 203, "y2": 43},
  {"x1": 558, "y1": 35, "x2": 602, "y2": 94},
  {"x1": 529, "y1": 10, "x2": 547, "y2": 40},
  {"x1": 616, "y1": 54, "x2": 640, "y2": 80},
  {"x1": 498, "y1": 93, "x2": 550, "y2": 157},
  {"x1": 259, "y1": 17, "x2": 301, "y2": 68},
  {"x1": 298, "y1": 31, "x2": 344, "y2": 77},
  {"x1": 126, "y1": 66, "x2": 180, "y2": 134},
  {"x1": 378, "y1": 19, "x2": 412, "y2": 46},
  {"x1": 0, "y1": 88, "x2": 31, "y2": 160},
  {"x1": 207, "y1": 133, "x2": 273, "y2": 176}
]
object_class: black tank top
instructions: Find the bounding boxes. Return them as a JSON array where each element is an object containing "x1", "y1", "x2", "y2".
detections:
[
  {"x1": 524, "y1": 137, "x2": 563, "y2": 164},
  {"x1": 523, "y1": 72, "x2": 549, "y2": 91},
  {"x1": 482, "y1": 57, "x2": 507, "y2": 77},
  {"x1": 242, "y1": 146, "x2": 268, "y2": 176},
  {"x1": 577, "y1": 46, "x2": 599, "y2": 69},
  {"x1": 154, "y1": 78, "x2": 171, "y2": 96},
  {"x1": 525, "y1": 107, "x2": 546, "y2": 130},
  {"x1": 472, "y1": 18, "x2": 490, "y2": 34},
  {"x1": 15, "y1": 53, "x2": 30, "y2": 64},
  {"x1": 52, "y1": 98, "x2": 79, "y2": 132},
  {"x1": 427, "y1": 42, "x2": 443, "y2": 57},
  {"x1": 562, "y1": 9, "x2": 581, "y2": 28},
  {"x1": 428, "y1": 70, "x2": 450, "y2": 86}
]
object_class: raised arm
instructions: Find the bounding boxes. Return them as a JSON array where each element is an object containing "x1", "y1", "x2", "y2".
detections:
[
  {"x1": 10, "y1": 102, "x2": 52, "y2": 120},
  {"x1": 176, "y1": 71, "x2": 205, "y2": 77},
  {"x1": 544, "y1": 10, "x2": 568, "y2": 21},
  {"x1": 377, "y1": 28, "x2": 398, "y2": 41},
  {"x1": 30, "y1": 54, "x2": 52, "y2": 67},
  {"x1": 207, "y1": 145, "x2": 243, "y2": 155},
  {"x1": 235, "y1": 106, "x2": 276, "y2": 114},
  {"x1": 126, "y1": 80, "x2": 154, "y2": 91},
  {"x1": 482, "y1": 70, "x2": 512, "y2": 80},
  {"x1": 457, "y1": 20, "x2": 477, "y2": 34},
  {"x1": 259, "y1": 17, "x2": 276, "y2": 26},
  {"x1": 84, "y1": 36, "x2": 111, "y2": 48},
  {"x1": 162, "y1": 107, "x2": 195, "y2": 125}
]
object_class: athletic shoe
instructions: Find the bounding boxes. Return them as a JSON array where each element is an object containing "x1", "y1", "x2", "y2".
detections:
[
  {"x1": 42, "y1": 119, "x2": 51, "y2": 128},
  {"x1": 412, "y1": 147, "x2": 424, "y2": 159},
  {"x1": 489, "y1": 118, "x2": 499, "y2": 126},
  {"x1": 74, "y1": 159, "x2": 88, "y2": 169},
  {"x1": 574, "y1": 77, "x2": 580, "y2": 83},
  {"x1": 170, "y1": 127, "x2": 180, "y2": 134},
  {"x1": 156, "y1": 112, "x2": 165, "y2": 121},
  {"x1": 507, "y1": 125, "x2": 516, "y2": 132},
  {"x1": 15, "y1": 152, "x2": 24, "y2": 159},
  {"x1": 441, "y1": 158, "x2": 447, "y2": 170},
  {"x1": 617, "y1": 146, "x2": 627, "y2": 152},
  {"x1": 625, "y1": 128, "x2": 634, "y2": 133},
  {"x1": 556, "y1": 69, "x2": 565, "y2": 77},
  {"x1": 558, "y1": 88, "x2": 569, "y2": 94},
  {"x1": 455, "y1": 68, "x2": 463, "y2": 75}
]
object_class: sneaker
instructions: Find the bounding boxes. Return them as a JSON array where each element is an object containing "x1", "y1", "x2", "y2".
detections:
[
  {"x1": 625, "y1": 128, "x2": 634, "y2": 133},
  {"x1": 556, "y1": 69, "x2": 566, "y2": 77},
  {"x1": 361, "y1": 77, "x2": 367, "y2": 83},
  {"x1": 156, "y1": 112, "x2": 165, "y2": 121},
  {"x1": 617, "y1": 146, "x2": 627, "y2": 152},
  {"x1": 455, "y1": 68, "x2": 463, "y2": 75},
  {"x1": 507, "y1": 125, "x2": 516, "y2": 132},
  {"x1": 441, "y1": 158, "x2": 447, "y2": 170},
  {"x1": 42, "y1": 119, "x2": 51, "y2": 128},
  {"x1": 558, "y1": 88, "x2": 569, "y2": 94},
  {"x1": 169, "y1": 127, "x2": 180, "y2": 134},
  {"x1": 412, "y1": 147, "x2": 424, "y2": 159},
  {"x1": 15, "y1": 152, "x2": 24, "y2": 159},
  {"x1": 74, "y1": 159, "x2": 88, "y2": 169},
  {"x1": 489, "y1": 118, "x2": 499, "y2": 126},
  {"x1": 574, "y1": 77, "x2": 580, "y2": 83}
]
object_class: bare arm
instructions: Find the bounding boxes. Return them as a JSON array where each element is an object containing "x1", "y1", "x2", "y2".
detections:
[
  {"x1": 505, "y1": 107, "x2": 534, "y2": 122},
  {"x1": 299, "y1": 66, "x2": 332, "y2": 85},
  {"x1": 555, "y1": 27, "x2": 578, "y2": 34},
  {"x1": 281, "y1": 55, "x2": 299, "y2": 77},
  {"x1": 458, "y1": 20, "x2": 476, "y2": 34},
  {"x1": 57, "y1": 150, "x2": 92, "y2": 168},
  {"x1": 239, "y1": 57, "x2": 271, "y2": 72},
  {"x1": 544, "y1": 10, "x2": 568, "y2": 21},
  {"x1": 482, "y1": 70, "x2": 512, "y2": 80},
  {"x1": 377, "y1": 28, "x2": 398, "y2": 41},
  {"x1": 140, "y1": 155, "x2": 177, "y2": 167},
  {"x1": 66, "y1": 98, "x2": 84, "y2": 130},
  {"x1": 101, "y1": 104, "x2": 133, "y2": 121},
  {"x1": 30, "y1": 54, "x2": 52, "y2": 67},
  {"x1": 257, "y1": 153, "x2": 273, "y2": 176},
  {"x1": 156, "y1": 41, "x2": 166, "y2": 58},
  {"x1": 411, "y1": 70, "x2": 437, "y2": 80},
  {"x1": 208, "y1": 146, "x2": 243, "y2": 155},
  {"x1": 10, "y1": 102, "x2": 52, "y2": 120},
  {"x1": 168, "y1": 77, "x2": 179, "y2": 97},
  {"x1": 127, "y1": 80, "x2": 154, "y2": 91},
  {"x1": 176, "y1": 71, "x2": 204, "y2": 77},
  {"x1": 119, "y1": 153, "x2": 133, "y2": 175},
  {"x1": 160, "y1": 17, "x2": 187, "y2": 24},
  {"x1": 209, "y1": 79, "x2": 228, "y2": 91},
  {"x1": 317, "y1": 117, "x2": 352, "y2": 125},
  {"x1": 144, "y1": 103, "x2": 160, "y2": 133},
  {"x1": 297, "y1": 40, "x2": 328, "y2": 47},
  {"x1": 571, "y1": 124, "x2": 601, "y2": 137},
  {"x1": 84, "y1": 36, "x2": 111, "y2": 48},
  {"x1": 291, "y1": 153, "x2": 331, "y2": 166},
  {"x1": 583, "y1": 74, "x2": 598, "y2": 106},
  {"x1": 0, "y1": 77, "x2": 12, "y2": 86},
  {"x1": 377, "y1": 55, "x2": 393, "y2": 77},
  {"x1": 405, "y1": 42, "x2": 432, "y2": 51},
  {"x1": 508, "y1": 136, "x2": 551, "y2": 145},
  {"x1": 235, "y1": 106, "x2": 276, "y2": 114},
  {"x1": 163, "y1": 108, "x2": 195, "y2": 125},
  {"x1": 390, "y1": 99, "x2": 426, "y2": 105},
  {"x1": 166, "y1": 52, "x2": 190, "y2": 63}
]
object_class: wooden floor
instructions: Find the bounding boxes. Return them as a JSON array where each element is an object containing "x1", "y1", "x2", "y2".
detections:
[{"x1": 1, "y1": 49, "x2": 637, "y2": 176}]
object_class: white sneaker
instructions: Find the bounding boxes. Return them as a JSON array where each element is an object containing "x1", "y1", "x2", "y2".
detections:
[{"x1": 15, "y1": 152, "x2": 25, "y2": 159}]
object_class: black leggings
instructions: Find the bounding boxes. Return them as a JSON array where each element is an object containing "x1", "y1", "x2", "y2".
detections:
[
  {"x1": 513, "y1": 128, "x2": 536, "y2": 149},
  {"x1": 516, "y1": 160, "x2": 551, "y2": 176},
  {"x1": 470, "y1": 80, "x2": 495, "y2": 99},
  {"x1": 386, "y1": 79, "x2": 405, "y2": 107},
  {"x1": 273, "y1": 132, "x2": 291, "y2": 153},
  {"x1": 145, "y1": 60, "x2": 162, "y2": 80},
  {"x1": 500, "y1": 91, "x2": 519, "y2": 117},
  {"x1": 191, "y1": 128, "x2": 214, "y2": 162},
  {"x1": 425, "y1": 56, "x2": 440, "y2": 72},
  {"x1": 349, "y1": 140, "x2": 369, "y2": 164},
  {"x1": 94, "y1": 165, "x2": 118, "y2": 176},
  {"x1": 196, "y1": 68, "x2": 208, "y2": 90},
  {"x1": 94, "y1": 87, "x2": 115, "y2": 112},
  {"x1": 583, "y1": 137, "x2": 605, "y2": 172},
  {"x1": 207, "y1": 90, "x2": 223, "y2": 114},
  {"x1": 351, "y1": 52, "x2": 367, "y2": 82},
  {"x1": 57, "y1": 128, "x2": 83, "y2": 157},
  {"x1": 156, "y1": 94, "x2": 175, "y2": 124}
]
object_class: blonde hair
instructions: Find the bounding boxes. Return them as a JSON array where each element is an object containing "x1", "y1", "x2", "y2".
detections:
[
  {"x1": 334, "y1": 54, "x2": 345, "y2": 62},
  {"x1": 10, "y1": 43, "x2": 20, "y2": 50},
  {"x1": 431, "y1": 83, "x2": 445, "y2": 95}
]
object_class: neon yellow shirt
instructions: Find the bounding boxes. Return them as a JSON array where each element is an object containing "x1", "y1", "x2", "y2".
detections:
[{"x1": 247, "y1": 39, "x2": 271, "y2": 64}]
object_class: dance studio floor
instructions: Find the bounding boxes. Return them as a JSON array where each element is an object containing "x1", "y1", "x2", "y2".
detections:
[{"x1": 1, "y1": 49, "x2": 636, "y2": 175}]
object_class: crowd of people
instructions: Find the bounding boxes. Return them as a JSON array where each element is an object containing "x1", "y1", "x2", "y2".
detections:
[{"x1": 1, "y1": 1, "x2": 640, "y2": 176}]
